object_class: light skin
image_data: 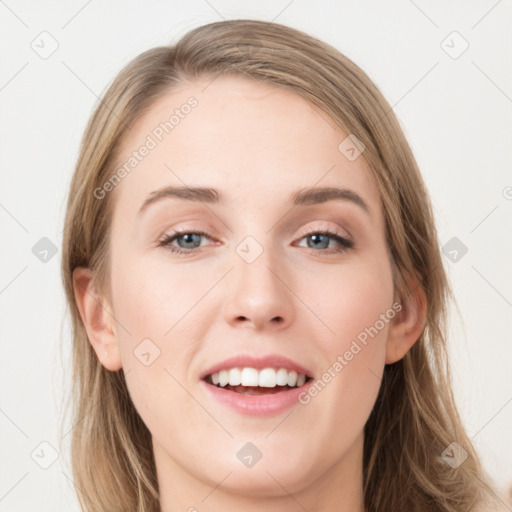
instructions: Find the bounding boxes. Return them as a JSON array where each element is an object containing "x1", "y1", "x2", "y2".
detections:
[{"x1": 74, "y1": 75, "x2": 426, "y2": 512}]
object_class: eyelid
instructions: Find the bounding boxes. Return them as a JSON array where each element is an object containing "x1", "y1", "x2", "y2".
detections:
[
  {"x1": 156, "y1": 222, "x2": 218, "y2": 241},
  {"x1": 158, "y1": 220, "x2": 351, "y2": 244},
  {"x1": 294, "y1": 222, "x2": 351, "y2": 242}
]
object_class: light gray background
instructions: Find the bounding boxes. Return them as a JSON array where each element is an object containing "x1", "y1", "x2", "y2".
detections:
[{"x1": 1, "y1": 1, "x2": 511, "y2": 510}]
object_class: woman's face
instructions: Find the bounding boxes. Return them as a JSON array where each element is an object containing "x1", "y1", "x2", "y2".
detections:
[{"x1": 98, "y1": 75, "x2": 401, "y2": 501}]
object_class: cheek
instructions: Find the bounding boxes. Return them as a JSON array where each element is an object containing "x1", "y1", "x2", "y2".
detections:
[
  {"x1": 299, "y1": 252, "x2": 394, "y2": 350},
  {"x1": 110, "y1": 251, "x2": 209, "y2": 340},
  {"x1": 109, "y1": 258, "x2": 206, "y2": 434},
  {"x1": 108, "y1": 255, "x2": 207, "y2": 405},
  {"x1": 299, "y1": 255, "x2": 393, "y2": 406}
]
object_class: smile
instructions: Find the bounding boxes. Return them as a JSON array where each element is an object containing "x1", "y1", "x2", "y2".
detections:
[{"x1": 205, "y1": 367, "x2": 310, "y2": 394}]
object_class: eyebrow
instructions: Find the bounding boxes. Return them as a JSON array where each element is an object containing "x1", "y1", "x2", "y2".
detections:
[{"x1": 138, "y1": 185, "x2": 370, "y2": 215}]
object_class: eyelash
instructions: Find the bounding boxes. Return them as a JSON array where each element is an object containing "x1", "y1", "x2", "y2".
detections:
[{"x1": 157, "y1": 228, "x2": 354, "y2": 256}]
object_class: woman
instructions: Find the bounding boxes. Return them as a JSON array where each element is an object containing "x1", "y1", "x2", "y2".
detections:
[{"x1": 61, "y1": 19, "x2": 501, "y2": 512}]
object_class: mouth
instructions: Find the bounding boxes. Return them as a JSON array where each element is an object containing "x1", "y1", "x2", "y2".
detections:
[
  {"x1": 203, "y1": 367, "x2": 313, "y2": 396},
  {"x1": 199, "y1": 354, "x2": 315, "y2": 415}
]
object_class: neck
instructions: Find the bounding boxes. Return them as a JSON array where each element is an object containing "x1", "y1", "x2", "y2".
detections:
[{"x1": 155, "y1": 432, "x2": 365, "y2": 512}]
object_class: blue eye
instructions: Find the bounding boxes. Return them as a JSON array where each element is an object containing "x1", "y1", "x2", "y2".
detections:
[
  {"x1": 297, "y1": 230, "x2": 353, "y2": 253},
  {"x1": 158, "y1": 230, "x2": 211, "y2": 255},
  {"x1": 158, "y1": 229, "x2": 353, "y2": 256}
]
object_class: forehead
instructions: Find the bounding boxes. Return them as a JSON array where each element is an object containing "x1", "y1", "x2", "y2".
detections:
[{"x1": 111, "y1": 74, "x2": 380, "y2": 220}]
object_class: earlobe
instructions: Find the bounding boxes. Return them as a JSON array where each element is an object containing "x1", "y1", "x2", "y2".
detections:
[
  {"x1": 73, "y1": 267, "x2": 123, "y2": 371},
  {"x1": 385, "y1": 273, "x2": 427, "y2": 365}
]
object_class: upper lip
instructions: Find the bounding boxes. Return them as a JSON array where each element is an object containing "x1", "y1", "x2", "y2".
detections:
[{"x1": 199, "y1": 354, "x2": 314, "y2": 380}]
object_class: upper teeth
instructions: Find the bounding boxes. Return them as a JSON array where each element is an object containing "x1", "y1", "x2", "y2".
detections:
[{"x1": 210, "y1": 367, "x2": 307, "y2": 388}]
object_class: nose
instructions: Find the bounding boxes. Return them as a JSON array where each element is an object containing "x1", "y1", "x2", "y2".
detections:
[{"x1": 223, "y1": 245, "x2": 295, "y2": 331}]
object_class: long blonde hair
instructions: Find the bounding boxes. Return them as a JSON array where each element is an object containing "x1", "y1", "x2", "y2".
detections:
[{"x1": 61, "y1": 19, "x2": 498, "y2": 512}]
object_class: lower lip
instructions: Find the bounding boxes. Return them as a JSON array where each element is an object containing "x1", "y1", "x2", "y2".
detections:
[{"x1": 200, "y1": 380, "x2": 313, "y2": 416}]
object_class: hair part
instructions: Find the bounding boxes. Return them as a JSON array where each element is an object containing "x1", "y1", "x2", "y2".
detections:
[{"x1": 61, "y1": 19, "x2": 498, "y2": 512}]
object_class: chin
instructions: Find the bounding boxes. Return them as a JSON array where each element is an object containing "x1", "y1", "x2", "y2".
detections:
[{"x1": 210, "y1": 465, "x2": 312, "y2": 498}]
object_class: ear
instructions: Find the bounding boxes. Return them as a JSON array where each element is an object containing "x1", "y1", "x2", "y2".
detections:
[
  {"x1": 73, "y1": 267, "x2": 123, "y2": 371},
  {"x1": 385, "y1": 272, "x2": 427, "y2": 365}
]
